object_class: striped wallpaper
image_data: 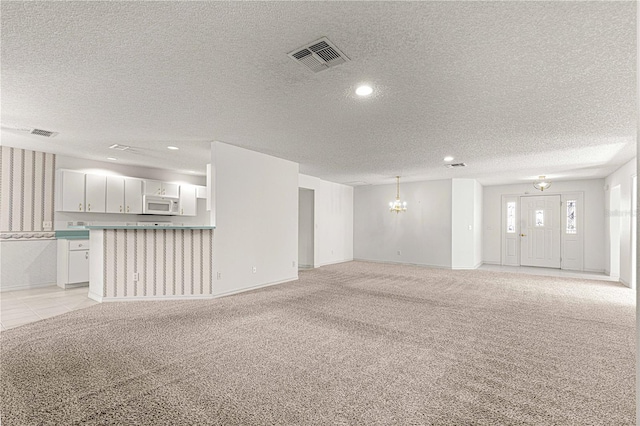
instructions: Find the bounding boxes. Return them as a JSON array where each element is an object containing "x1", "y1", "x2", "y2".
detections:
[
  {"x1": 102, "y1": 229, "x2": 214, "y2": 298},
  {"x1": 0, "y1": 146, "x2": 56, "y2": 238}
]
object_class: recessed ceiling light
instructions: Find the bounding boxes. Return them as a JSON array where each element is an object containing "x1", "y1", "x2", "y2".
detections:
[
  {"x1": 167, "y1": 146, "x2": 179, "y2": 150},
  {"x1": 444, "y1": 156, "x2": 454, "y2": 162},
  {"x1": 107, "y1": 157, "x2": 117, "y2": 161},
  {"x1": 355, "y1": 85, "x2": 373, "y2": 96}
]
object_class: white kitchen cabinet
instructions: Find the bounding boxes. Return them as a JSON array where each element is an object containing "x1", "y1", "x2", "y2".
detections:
[
  {"x1": 106, "y1": 176, "x2": 125, "y2": 213},
  {"x1": 56, "y1": 170, "x2": 86, "y2": 212},
  {"x1": 179, "y1": 184, "x2": 197, "y2": 216},
  {"x1": 85, "y1": 174, "x2": 106, "y2": 213},
  {"x1": 143, "y1": 180, "x2": 179, "y2": 198},
  {"x1": 57, "y1": 239, "x2": 90, "y2": 288},
  {"x1": 124, "y1": 177, "x2": 143, "y2": 214}
]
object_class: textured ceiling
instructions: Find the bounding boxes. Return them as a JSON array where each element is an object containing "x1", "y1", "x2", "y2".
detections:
[{"x1": 1, "y1": 1, "x2": 636, "y2": 186}]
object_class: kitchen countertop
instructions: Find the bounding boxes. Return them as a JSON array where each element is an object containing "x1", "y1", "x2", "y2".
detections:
[{"x1": 67, "y1": 225, "x2": 215, "y2": 230}]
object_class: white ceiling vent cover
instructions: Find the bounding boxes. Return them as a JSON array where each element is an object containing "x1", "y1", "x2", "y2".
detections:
[
  {"x1": 445, "y1": 163, "x2": 467, "y2": 168},
  {"x1": 30, "y1": 128, "x2": 58, "y2": 138},
  {"x1": 288, "y1": 37, "x2": 349, "y2": 73}
]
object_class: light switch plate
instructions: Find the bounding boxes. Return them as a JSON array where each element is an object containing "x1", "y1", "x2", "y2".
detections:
[{"x1": 42, "y1": 221, "x2": 52, "y2": 231}]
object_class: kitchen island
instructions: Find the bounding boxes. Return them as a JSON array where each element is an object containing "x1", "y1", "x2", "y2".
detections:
[{"x1": 85, "y1": 225, "x2": 215, "y2": 302}]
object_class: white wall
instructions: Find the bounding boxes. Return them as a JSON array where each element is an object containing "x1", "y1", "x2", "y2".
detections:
[
  {"x1": 354, "y1": 179, "x2": 452, "y2": 268},
  {"x1": 211, "y1": 142, "x2": 299, "y2": 296},
  {"x1": 299, "y1": 174, "x2": 354, "y2": 267},
  {"x1": 55, "y1": 155, "x2": 208, "y2": 229},
  {"x1": 451, "y1": 179, "x2": 483, "y2": 269},
  {"x1": 604, "y1": 158, "x2": 636, "y2": 286},
  {"x1": 483, "y1": 179, "x2": 606, "y2": 272},
  {"x1": 298, "y1": 188, "x2": 314, "y2": 268}
]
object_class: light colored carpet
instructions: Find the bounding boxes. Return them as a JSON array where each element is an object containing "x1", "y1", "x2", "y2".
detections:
[{"x1": 1, "y1": 261, "x2": 635, "y2": 425}]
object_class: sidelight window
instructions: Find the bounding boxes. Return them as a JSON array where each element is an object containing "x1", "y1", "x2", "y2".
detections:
[
  {"x1": 506, "y1": 202, "x2": 516, "y2": 233},
  {"x1": 566, "y1": 200, "x2": 576, "y2": 234}
]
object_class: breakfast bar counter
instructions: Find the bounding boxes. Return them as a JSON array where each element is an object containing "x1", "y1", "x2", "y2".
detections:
[{"x1": 86, "y1": 225, "x2": 215, "y2": 302}]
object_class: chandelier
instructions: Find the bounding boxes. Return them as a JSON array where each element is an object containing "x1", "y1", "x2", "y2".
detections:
[
  {"x1": 533, "y1": 175, "x2": 552, "y2": 192},
  {"x1": 389, "y1": 176, "x2": 407, "y2": 213}
]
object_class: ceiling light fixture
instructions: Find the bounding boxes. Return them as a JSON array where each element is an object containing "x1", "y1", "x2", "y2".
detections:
[
  {"x1": 167, "y1": 146, "x2": 179, "y2": 150},
  {"x1": 107, "y1": 157, "x2": 117, "y2": 161},
  {"x1": 356, "y1": 85, "x2": 373, "y2": 96},
  {"x1": 444, "y1": 156, "x2": 454, "y2": 162},
  {"x1": 389, "y1": 176, "x2": 407, "y2": 213},
  {"x1": 533, "y1": 176, "x2": 552, "y2": 191}
]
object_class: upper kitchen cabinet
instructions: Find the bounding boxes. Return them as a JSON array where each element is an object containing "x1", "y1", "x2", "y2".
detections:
[
  {"x1": 124, "y1": 177, "x2": 143, "y2": 214},
  {"x1": 143, "y1": 180, "x2": 179, "y2": 198},
  {"x1": 179, "y1": 184, "x2": 197, "y2": 216},
  {"x1": 106, "y1": 176, "x2": 125, "y2": 213},
  {"x1": 56, "y1": 170, "x2": 86, "y2": 212},
  {"x1": 85, "y1": 174, "x2": 106, "y2": 213}
]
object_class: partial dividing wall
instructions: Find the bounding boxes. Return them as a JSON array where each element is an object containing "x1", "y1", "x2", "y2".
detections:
[
  {"x1": 354, "y1": 179, "x2": 453, "y2": 268},
  {"x1": 299, "y1": 174, "x2": 353, "y2": 267},
  {"x1": 211, "y1": 142, "x2": 299, "y2": 296},
  {"x1": 604, "y1": 158, "x2": 636, "y2": 286},
  {"x1": 451, "y1": 179, "x2": 483, "y2": 269}
]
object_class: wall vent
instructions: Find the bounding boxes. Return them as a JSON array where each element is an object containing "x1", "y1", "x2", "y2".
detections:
[
  {"x1": 30, "y1": 128, "x2": 58, "y2": 138},
  {"x1": 445, "y1": 163, "x2": 467, "y2": 168},
  {"x1": 288, "y1": 37, "x2": 349, "y2": 73}
]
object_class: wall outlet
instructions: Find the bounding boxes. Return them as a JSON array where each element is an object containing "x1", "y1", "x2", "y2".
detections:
[
  {"x1": 397, "y1": 250, "x2": 401, "y2": 256},
  {"x1": 42, "y1": 221, "x2": 52, "y2": 231},
  {"x1": 468, "y1": 225, "x2": 473, "y2": 230},
  {"x1": 133, "y1": 272, "x2": 139, "y2": 282},
  {"x1": 217, "y1": 272, "x2": 222, "y2": 280},
  {"x1": 252, "y1": 266, "x2": 257, "y2": 273}
]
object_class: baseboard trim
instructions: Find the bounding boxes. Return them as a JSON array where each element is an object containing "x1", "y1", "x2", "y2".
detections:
[
  {"x1": 1, "y1": 282, "x2": 56, "y2": 293},
  {"x1": 91, "y1": 293, "x2": 215, "y2": 303},
  {"x1": 482, "y1": 261, "x2": 501, "y2": 265},
  {"x1": 89, "y1": 277, "x2": 300, "y2": 303},
  {"x1": 213, "y1": 277, "x2": 298, "y2": 299},
  {"x1": 317, "y1": 259, "x2": 353, "y2": 267},
  {"x1": 452, "y1": 262, "x2": 483, "y2": 270},
  {"x1": 353, "y1": 258, "x2": 450, "y2": 270},
  {"x1": 619, "y1": 277, "x2": 631, "y2": 288}
]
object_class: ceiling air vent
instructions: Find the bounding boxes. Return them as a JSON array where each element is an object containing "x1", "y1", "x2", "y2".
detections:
[
  {"x1": 288, "y1": 37, "x2": 349, "y2": 73},
  {"x1": 30, "y1": 128, "x2": 58, "y2": 138},
  {"x1": 445, "y1": 163, "x2": 467, "y2": 168}
]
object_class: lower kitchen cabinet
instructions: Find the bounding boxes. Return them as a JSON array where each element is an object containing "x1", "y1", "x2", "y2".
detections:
[{"x1": 57, "y1": 239, "x2": 90, "y2": 288}]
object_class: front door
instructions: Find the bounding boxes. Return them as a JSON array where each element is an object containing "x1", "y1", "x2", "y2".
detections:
[{"x1": 520, "y1": 195, "x2": 561, "y2": 268}]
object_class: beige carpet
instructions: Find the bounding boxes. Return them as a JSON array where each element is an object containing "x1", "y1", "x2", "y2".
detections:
[{"x1": 1, "y1": 261, "x2": 635, "y2": 425}]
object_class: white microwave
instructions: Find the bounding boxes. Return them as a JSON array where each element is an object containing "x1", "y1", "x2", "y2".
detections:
[{"x1": 143, "y1": 196, "x2": 179, "y2": 215}]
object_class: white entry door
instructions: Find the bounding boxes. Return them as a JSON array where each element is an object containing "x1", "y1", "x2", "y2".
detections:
[{"x1": 520, "y1": 195, "x2": 561, "y2": 268}]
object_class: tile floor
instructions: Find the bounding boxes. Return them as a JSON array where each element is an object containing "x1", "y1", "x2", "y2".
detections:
[
  {"x1": 1, "y1": 285, "x2": 98, "y2": 331},
  {"x1": 479, "y1": 263, "x2": 620, "y2": 282}
]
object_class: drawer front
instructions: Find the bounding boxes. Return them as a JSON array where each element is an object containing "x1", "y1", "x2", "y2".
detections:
[{"x1": 69, "y1": 239, "x2": 89, "y2": 251}]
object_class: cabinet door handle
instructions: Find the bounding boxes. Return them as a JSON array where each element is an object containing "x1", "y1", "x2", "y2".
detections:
[
  {"x1": 79, "y1": 203, "x2": 83, "y2": 211},
  {"x1": 127, "y1": 206, "x2": 130, "y2": 213},
  {"x1": 119, "y1": 205, "x2": 123, "y2": 212},
  {"x1": 85, "y1": 252, "x2": 89, "y2": 259},
  {"x1": 181, "y1": 208, "x2": 184, "y2": 215},
  {"x1": 88, "y1": 203, "x2": 91, "y2": 212}
]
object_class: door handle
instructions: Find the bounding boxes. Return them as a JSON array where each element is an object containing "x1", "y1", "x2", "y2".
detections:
[{"x1": 520, "y1": 233, "x2": 527, "y2": 237}]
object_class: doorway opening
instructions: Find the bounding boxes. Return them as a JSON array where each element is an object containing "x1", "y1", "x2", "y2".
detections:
[{"x1": 298, "y1": 188, "x2": 315, "y2": 270}]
